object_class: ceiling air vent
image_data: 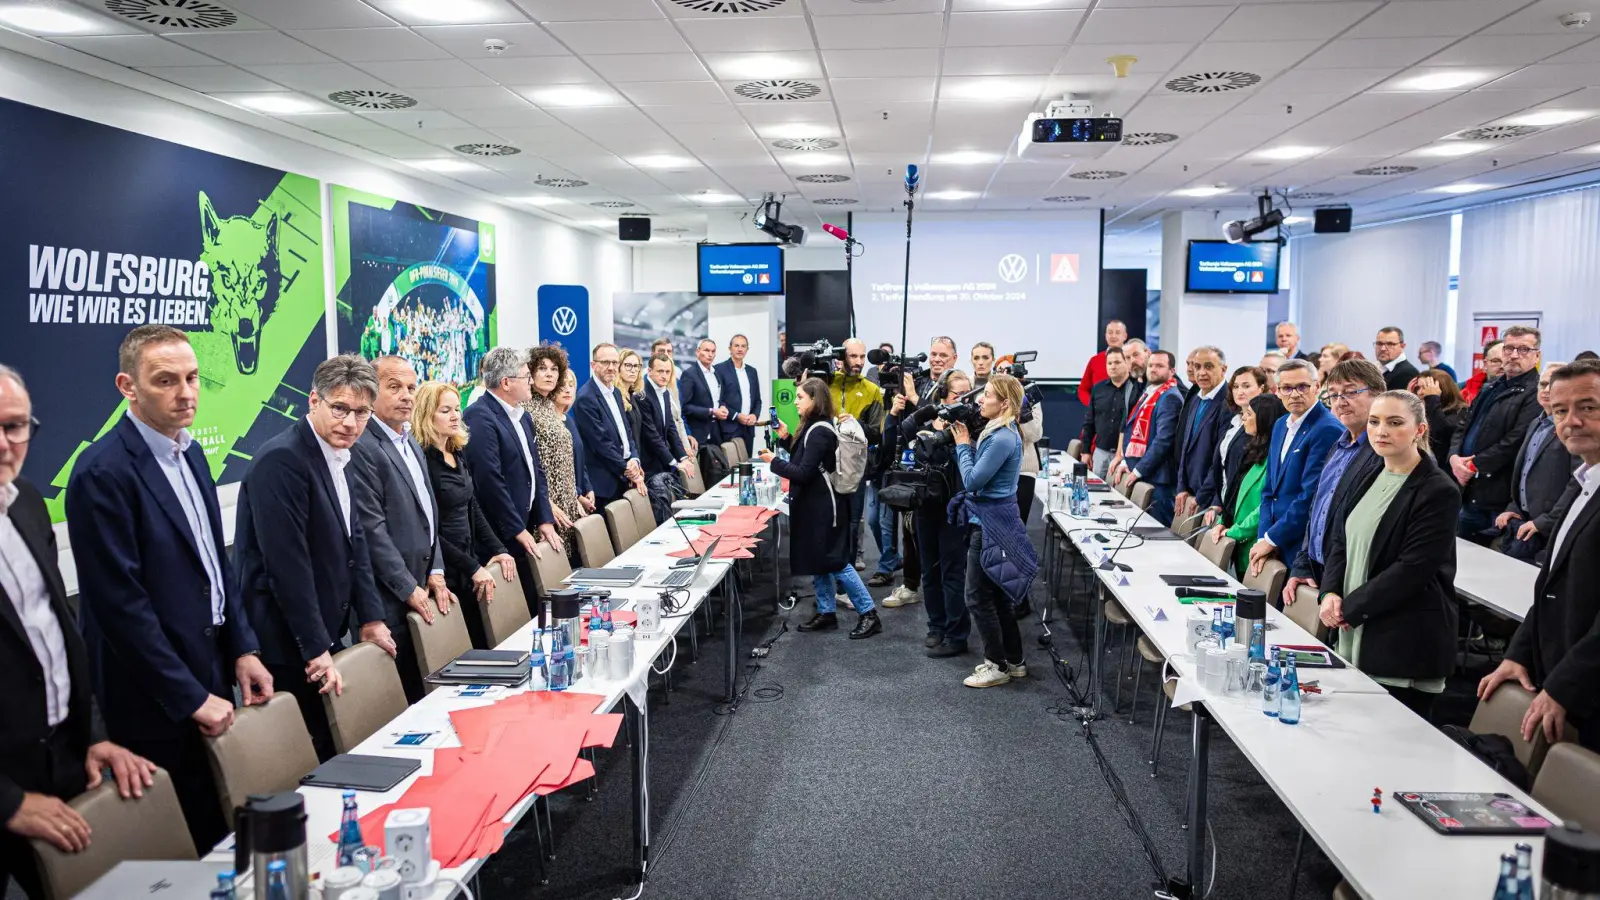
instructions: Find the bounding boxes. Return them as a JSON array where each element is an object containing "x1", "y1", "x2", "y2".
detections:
[
  {"x1": 1043, "y1": 195, "x2": 1092, "y2": 202},
  {"x1": 454, "y1": 143, "x2": 519, "y2": 157},
  {"x1": 773, "y1": 138, "x2": 839, "y2": 151},
  {"x1": 797, "y1": 174, "x2": 850, "y2": 183},
  {"x1": 734, "y1": 80, "x2": 823, "y2": 101},
  {"x1": 534, "y1": 177, "x2": 588, "y2": 188},
  {"x1": 1353, "y1": 166, "x2": 1417, "y2": 176},
  {"x1": 1068, "y1": 170, "x2": 1126, "y2": 181},
  {"x1": 1122, "y1": 132, "x2": 1177, "y2": 146},
  {"x1": 591, "y1": 201, "x2": 635, "y2": 208},
  {"x1": 814, "y1": 198, "x2": 857, "y2": 205},
  {"x1": 1456, "y1": 125, "x2": 1540, "y2": 141},
  {"x1": 103, "y1": 0, "x2": 237, "y2": 28},
  {"x1": 668, "y1": 0, "x2": 791, "y2": 12},
  {"x1": 1164, "y1": 71, "x2": 1261, "y2": 94},
  {"x1": 328, "y1": 89, "x2": 417, "y2": 110}
]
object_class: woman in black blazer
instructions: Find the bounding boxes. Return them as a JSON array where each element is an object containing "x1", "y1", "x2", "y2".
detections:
[{"x1": 1319, "y1": 390, "x2": 1461, "y2": 720}]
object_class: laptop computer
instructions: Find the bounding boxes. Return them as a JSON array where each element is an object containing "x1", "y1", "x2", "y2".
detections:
[
  {"x1": 76, "y1": 861, "x2": 233, "y2": 899},
  {"x1": 650, "y1": 536, "x2": 721, "y2": 589},
  {"x1": 565, "y1": 565, "x2": 645, "y2": 587}
]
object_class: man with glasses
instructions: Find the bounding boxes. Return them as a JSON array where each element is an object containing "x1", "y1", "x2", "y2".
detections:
[
  {"x1": 1498, "y1": 362, "x2": 1580, "y2": 562},
  {"x1": 575, "y1": 342, "x2": 645, "y2": 510},
  {"x1": 1283, "y1": 359, "x2": 1387, "y2": 605},
  {"x1": 1247, "y1": 359, "x2": 1344, "y2": 578},
  {"x1": 1463, "y1": 339, "x2": 1504, "y2": 404},
  {"x1": 236, "y1": 354, "x2": 389, "y2": 761},
  {"x1": 1112, "y1": 350, "x2": 1184, "y2": 525},
  {"x1": 1452, "y1": 325, "x2": 1545, "y2": 544},
  {"x1": 1374, "y1": 326, "x2": 1419, "y2": 391},
  {"x1": 1174, "y1": 346, "x2": 1231, "y2": 522}
]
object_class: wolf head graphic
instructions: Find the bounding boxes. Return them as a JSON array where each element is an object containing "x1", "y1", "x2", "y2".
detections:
[{"x1": 199, "y1": 191, "x2": 280, "y2": 375}]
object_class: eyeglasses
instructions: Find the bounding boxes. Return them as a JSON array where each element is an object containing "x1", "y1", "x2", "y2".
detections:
[
  {"x1": 1501, "y1": 345, "x2": 1539, "y2": 357},
  {"x1": 594, "y1": 359, "x2": 620, "y2": 369},
  {"x1": 1374, "y1": 340, "x2": 1402, "y2": 349},
  {"x1": 621, "y1": 362, "x2": 642, "y2": 371},
  {"x1": 1278, "y1": 383, "x2": 1316, "y2": 395},
  {"x1": 326, "y1": 403, "x2": 373, "y2": 422},
  {"x1": 0, "y1": 417, "x2": 39, "y2": 444},
  {"x1": 1322, "y1": 387, "x2": 1372, "y2": 403}
]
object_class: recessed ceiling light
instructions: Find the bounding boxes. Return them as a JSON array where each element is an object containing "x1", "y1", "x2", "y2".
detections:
[
  {"x1": 515, "y1": 196, "x2": 566, "y2": 206},
  {"x1": 1173, "y1": 185, "x2": 1229, "y2": 197},
  {"x1": 1415, "y1": 142, "x2": 1490, "y2": 157},
  {"x1": 389, "y1": 0, "x2": 496, "y2": 24},
  {"x1": 1431, "y1": 183, "x2": 1489, "y2": 194},
  {"x1": 525, "y1": 86, "x2": 619, "y2": 108},
  {"x1": 944, "y1": 79, "x2": 1042, "y2": 101},
  {"x1": 580, "y1": 219, "x2": 615, "y2": 229},
  {"x1": 1398, "y1": 70, "x2": 1487, "y2": 91},
  {"x1": 711, "y1": 54, "x2": 814, "y2": 81},
  {"x1": 778, "y1": 152, "x2": 848, "y2": 168},
  {"x1": 765, "y1": 123, "x2": 836, "y2": 140},
  {"x1": 227, "y1": 94, "x2": 330, "y2": 115},
  {"x1": 1257, "y1": 146, "x2": 1321, "y2": 161},
  {"x1": 693, "y1": 192, "x2": 745, "y2": 203},
  {"x1": 933, "y1": 150, "x2": 1001, "y2": 165},
  {"x1": 1506, "y1": 109, "x2": 1592, "y2": 127},
  {"x1": 0, "y1": 6, "x2": 99, "y2": 33},
  {"x1": 926, "y1": 190, "x2": 978, "y2": 200},
  {"x1": 1283, "y1": 216, "x2": 1311, "y2": 225},
  {"x1": 630, "y1": 155, "x2": 696, "y2": 169},
  {"x1": 409, "y1": 159, "x2": 480, "y2": 173}
]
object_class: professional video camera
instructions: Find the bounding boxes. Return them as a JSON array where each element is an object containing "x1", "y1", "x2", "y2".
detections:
[
  {"x1": 781, "y1": 339, "x2": 846, "y2": 382},
  {"x1": 906, "y1": 385, "x2": 985, "y2": 454},
  {"x1": 999, "y1": 350, "x2": 1046, "y2": 424},
  {"x1": 866, "y1": 347, "x2": 928, "y2": 396}
]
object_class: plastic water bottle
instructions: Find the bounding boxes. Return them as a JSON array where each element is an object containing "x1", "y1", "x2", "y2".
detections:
[
  {"x1": 1261, "y1": 649, "x2": 1281, "y2": 717},
  {"x1": 1249, "y1": 621, "x2": 1267, "y2": 662},
  {"x1": 1070, "y1": 464, "x2": 1090, "y2": 517},
  {"x1": 1514, "y1": 842, "x2": 1535, "y2": 900},
  {"x1": 1493, "y1": 852, "x2": 1519, "y2": 900},
  {"x1": 1210, "y1": 608, "x2": 1225, "y2": 649},
  {"x1": 336, "y1": 790, "x2": 363, "y2": 866},
  {"x1": 598, "y1": 596, "x2": 614, "y2": 632},
  {"x1": 209, "y1": 871, "x2": 236, "y2": 900},
  {"x1": 1221, "y1": 605, "x2": 1237, "y2": 646},
  {"x1": 529, "y1": 634, "x2": 546, "y2": 691},
  {"x1": 264, "y1": 860, "x2": 291, "y2": 900},
  {"x1": 1278, "y1": 656, "x2": 1301, "y2": 725},
  {"x1": 589, "y1": 609, "x2": 605, "y2": 641},
  {"x1": 549, "y1": 630, "x2": 569, "y2": 691},
  {"x1": 1040, "y1": 448, "x2": 1052, "y2": 481}
]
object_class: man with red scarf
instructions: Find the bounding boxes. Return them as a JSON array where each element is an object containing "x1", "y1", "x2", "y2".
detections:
[{"x1": 1111, "y1": 350, "x2": 1184, "y2": 525}]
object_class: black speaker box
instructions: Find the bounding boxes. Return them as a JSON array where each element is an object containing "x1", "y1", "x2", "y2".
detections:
[
  {"x1": 618, "y1": 217, "x2": 651, "y2": 241},
  {"x1": 1313, "y1": 208, "x2": 1352, "y2": 233}
]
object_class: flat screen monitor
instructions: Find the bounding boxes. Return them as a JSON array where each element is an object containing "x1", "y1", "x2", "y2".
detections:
[
  {"x1": 1185, "y1": 240, "x2": 1280, "y2": 294},
  {"x1": 697, "y1": 243, "x2": 784, "y2": 296}
]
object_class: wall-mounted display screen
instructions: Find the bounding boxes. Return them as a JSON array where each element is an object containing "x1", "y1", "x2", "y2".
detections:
[
  {"x1": 1186, "y1": 240, "x2": 1281, "y2": 294},
  {"x1": 698, "y1": 243, "x2": 784, "y2": 296}
]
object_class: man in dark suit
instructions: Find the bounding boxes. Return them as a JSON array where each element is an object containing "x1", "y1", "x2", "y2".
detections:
[
  {"x1": 1174, "y1": 346, "x2": 1232, "y2": 523},
  {"x1": 350, "y1": 356, "x2": 451, "y2": 703},
  {"x1": 714, "y1": 334, "x2": 762, "y2": 455},
  {"x1": 1479, "y1": 359, "x2": 1600, "y2": 753},
  {"x1": 1114, "y1": 350, "x2": 1185, "y2": 525},
  {"x1": 1451, "y1": 325, "x2": 1544, "y2": 542},
  {"x1": 575, "y1": 342, "x2": 645, "y2": 508},
  {"x1": 1374, "y1": 325, "x2": 1420, "y2": 391},
  {"x1": 1274, "y1": 321, "x2": 1319, "y2": 363},
  {"x1": 461, "y1": 347, "x2": 561, "y2": 619},
  {"x1": 235, "y1": 355, "x2": 390, "y2": 761},
  {"x1": 65, "y1": 325, "x2": 273, "y2": 853},
  {"x1": 638, "y1": 353, "x2": 694, "y2": 479},
  {"x1": 679, "y1": 338, "x2": 726, "y2": 446},
  {"x1": 1247, "y1": 359, "x2": 1346, "y2": 576},
  {"x1": 0, "y1": 364, "x2": 156, "y2": 899},
  {"x1": 1497, "y1": 361, "x2": 1581, "y2": 562}
]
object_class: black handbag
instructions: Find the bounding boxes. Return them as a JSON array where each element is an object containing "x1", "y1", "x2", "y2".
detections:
[
  {"x1": 697, "y1": 442, "x2": 730, "y2": 486},
  {"x1": 880, "y1": 465, "x2": 947, "y2": 512}
]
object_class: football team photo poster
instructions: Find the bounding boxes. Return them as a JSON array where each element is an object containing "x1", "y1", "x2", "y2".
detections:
[
  {"x1": 331, "y1": 186, "x2": 497, "y2": 388},
  {"x1": 0, "y1": 98, "x2": 328, "y2": 520}
]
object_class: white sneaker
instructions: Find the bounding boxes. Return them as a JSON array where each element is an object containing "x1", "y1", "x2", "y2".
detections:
[
  {"x1": 881, "y1": 586, "x2": 920, "y2": 609},
  {"x1": 1006, "y1": 661, "x2": 1028, "y2": 679},
  {"x1": 837, "y1": 593, "x2": 854, "y2": 611},
  {"x1": 964, "y1": 661, "x2": 1011, "y2": 688}
]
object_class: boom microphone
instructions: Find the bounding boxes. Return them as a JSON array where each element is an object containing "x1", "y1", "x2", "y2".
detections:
[
  {"x1": 822, "y1": 222, "x2": 850, "y2": 241},
  {"x1": 904, "y1": 163, "x2": 920, "y2": 196}
]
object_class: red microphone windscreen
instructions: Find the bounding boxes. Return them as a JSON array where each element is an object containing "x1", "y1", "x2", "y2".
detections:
[{"x1": 821, "y1": 223, "x2": 849, "y2": 241}]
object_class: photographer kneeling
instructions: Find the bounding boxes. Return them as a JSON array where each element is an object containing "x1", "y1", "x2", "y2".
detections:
[
  {"x1": 759, "y1": 378, "x2": 881, "y2": 640},
  {"x1": 949, "y1": 374, "x2": 1037, "y2": 688}
]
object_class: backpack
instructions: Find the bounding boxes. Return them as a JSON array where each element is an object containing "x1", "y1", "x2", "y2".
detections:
[
  {"x1": 1440, "y1": 725, "x2": 1532, "y2": 791},
  {"x1": 697, "y1": 442, "x2": 730, "y2": 487},
  {"x1": 804, "y1": 418, "x2": 868, "y2": 495}
]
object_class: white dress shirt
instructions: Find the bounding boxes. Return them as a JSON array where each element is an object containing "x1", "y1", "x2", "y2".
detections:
[
  {"x1": 699, "y1": 362, "x2": 721, "y2": 408},
  {"x1": 1549, "y1": 462, "x2": 1597, "y2": 564},
  {"x1": 599, "y1": 382, "x2": 634, "y2": 460},
  {"x1": 1384, "y1": 354, "x2": 1409, "y2": 373},
  {"x1": 314, "y1": 431, "x2": 353, "y2": 534},
  {"x1": 1218, "y1": 414, "x2": 1244, "y2": 495},
  {"x1": 1280, "y1": 410, "x2": 1307, "y2": 463},
  {"x1": 656, "y1": 384, "x2": 677, "y2": 447},
  {"x1": 491, "y1": 391, "x2": 537, "y2": 511},
  {"x1": 129, "y1": 413, "x2": 226, "y2": 625},
  {"x1": 732, "y1": 363, "x2": 752, "y2": 415},
  {"x1": 372, "y1": 418, "x2": 436, "y2": 543},
  {"x1": 0, "y1": 483, "x2": 71, "y2": 726}
]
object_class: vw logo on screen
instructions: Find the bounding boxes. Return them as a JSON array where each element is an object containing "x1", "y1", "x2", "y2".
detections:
[
  {"x1": 998, "y1": 254, "x2": 1028, "y2": 283},
  {"x1": 551, "y1": 306, "x2": 579, "y2": 337}
]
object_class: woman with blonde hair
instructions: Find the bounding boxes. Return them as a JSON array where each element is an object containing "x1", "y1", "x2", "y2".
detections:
[
  {"x1": 414, "y1": 381, "x2": 516, "y2": 648},
  {"x1": 1319, "y1": 343, "x2": 1349, "y2": 379},
  {"x1": 523, "y1": 344, "x2": 590, "y2": 558},
  {"x1": 616, "y1": 348, "x2": 646, "y2": 453}
]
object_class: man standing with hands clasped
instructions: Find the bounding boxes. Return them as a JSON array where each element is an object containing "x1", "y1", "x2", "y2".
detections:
[
  {"x1": 715, "y1": 334, "x2": 763, "y2": 456},
  {"x1": 68, "y1": 325, "x2": 273, "y2": 853},
  {"x1": 1451, "y1": 325, "x2": 1543, "y2": 543}
]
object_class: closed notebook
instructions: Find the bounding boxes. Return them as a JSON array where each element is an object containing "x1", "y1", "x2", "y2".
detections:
[{"x1": 452, "y1": 649, "x2": 528, "y2": 668}]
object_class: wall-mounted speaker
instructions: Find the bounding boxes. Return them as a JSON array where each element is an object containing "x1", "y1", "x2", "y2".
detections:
[
  {"x1": 1313, "y1": 208, "x2": 1352, "y2": 233},
  {"x1": 619, "y1": 217, "x2": 651, "y2": 241}
]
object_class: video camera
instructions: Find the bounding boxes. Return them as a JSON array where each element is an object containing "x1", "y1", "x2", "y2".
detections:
[
  {"x1": 908, "y1": 385, "x2": 985, "y2": 454},
  {"x1": 999, "y1": 350, "x2": 1045, "y2": 424},
  {"x1": 781, "y1": 339, "x2": 846, "y2": 382},
  {"x1": 866, "y1": 347, "x2": 928, "y2": 396}
]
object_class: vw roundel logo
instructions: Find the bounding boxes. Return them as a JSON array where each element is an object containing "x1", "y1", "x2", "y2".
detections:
[
  {"x1": 551, "y1": 305, "x2": 579, "y2": 337},
  {"x1": 998, "y1": 254, "x2": 1028, "y2": 283}
]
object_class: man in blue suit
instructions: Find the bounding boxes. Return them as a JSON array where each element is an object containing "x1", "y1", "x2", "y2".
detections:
[
  {"x1": 715, "y1": 334, "x2": 762, "y2": 455},
  {"x1": 1116, "y1": 350, "x2": 1185, "y2": 525},
  {"x1": 575, "y1": 342, "x2": 645, "y2": 508},
  {"x1": 66, "y1": 325, "x2": 272, "y2": 852},
  {"x1": 679, "y1": 338, "x2": 727, "y2": 446},
  {"x1": 638, "y1": 353, "x2": 694, "y2": 479},
  {"x1": 1248, "y1": 358, "x2": 1346, "y2": 576},
  {"x1": 462, "y1": 347, "x2": 561, "y2": 619},
  {"x1": 1174, "y1": 345, "x2": 1232, "y2": 522},
  {"x1": 235, "y1": 354, "x2": 391, "y2": 761}
]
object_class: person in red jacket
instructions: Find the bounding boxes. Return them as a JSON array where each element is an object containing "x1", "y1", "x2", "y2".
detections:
[
  {"x1": 1461, "y1": 339, "x2": 1503, "y2": 405},
  {"x1": 1078, "y1": 319, "x2": 1129, "y2": 405}
]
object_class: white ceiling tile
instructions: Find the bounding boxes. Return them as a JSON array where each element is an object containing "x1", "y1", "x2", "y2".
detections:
[
  {"x1": 458, "y1": 105, "x2": 560, "y2": 127},
  {"x1": 138, "y1": 65, "x2": 286, "y2": 93},
  {"x1": 678, "y1": 16, "x2": 817, "y2": 53},
  {"x1": 585, "y1": 54, "x2": 711, "y2": 82},
  {"x1": 941, "y1": 46, "x2": 1065, "y2": 76},
  {"x1": 344, "y1": 130, "x2": 450, "y2": 157},
  {"x1": 945, "y1": 10, "x2": 1087, "y2": 46},
  {"x1": 216, "y1": 0, "x2": 396, "y2": 29},
  {"x1": 1213, "y1": 1, "x2": 1378, "y2": 40},
  {"x1": 1176, "y1": 41, "x2": 1325, "y2": 77},
  {"x1": 821, "y1": 48, "x2": 941, "y2": 78},
  {"x1": 355, "y1": 59, "x2": 496, "y2": 87},
  {"x1": 1479, "y1": 63, "x2": 1600, "y2": 90},
  {"x1": 1542, "y1": 37, "x2": 1600, "y2": 64},
  {"x1": 1054, "y1": 43, "x2": 1195, "y2": 76},
  {"x1": 547, "y1": 106, "x2": 656, "y2": 128},
  {"x1": 361, "y1": 0, "x2": 531, "y2": 26},
  {"x1": 1343, "y1": 1, "x2": 1512, "y2": 39},
  {"x1": 470, "y1": 56, "x2": 600, "y2": 83},
  {"x1": 1260, "y1": 66, "x2": 1397, "y2": 95},
  {"x1": 237, "y1": 62, "x2": 394, "y2": 95},
  {"x1": 812, "y1": 14, "x2": 944, "y2": 50},
  {"x1": 1485, "y1": 0, "x2": 1600, "y2": 35},
  {"x1": 289, "y1": 28, "x2": 451, "y2": 61},
  {"x1": 166, "y1": 31, "x2": 335, "y2": 66},
  {"x1": 1299, "y1": 37, "x2": 1456, "y2": 69},
  {"x1": 355, "y1": 109, "x2": 475, "y2": 129},
  {"x1": 618, "y1": 81, "x2": 729, "y2": 105},
  {"x1": 738, "y1": 102, "x2": 838, "y2": 127},
  {"x1": 517, "y1": 0, "x2": 666, "y2": 21},
  {"x1": 640, "y1": 104, "x2": 750, "y2": 124},
  {"x1": 828, "y1": 78, "x2": 936, "y2": 103},
  {"x1": 543, "y1": 19, "x2": 690, "y2": 54},
  {"x1": 1076, "y1": 7, "x2": 1233, "y2": 44},
  {"x1": 413, "y1": 23, "x2": 569, "y2": 57},
  {"x1": 54, "y1": 35, "x2": 217, "y2": 67},
  {"x1": 404, "y1": 85, "x2": 533, "y2": 109},
  {"x1": 298, "y1": 113, "x2": 393, "y2": 138},
  {"x1": 803, "y1": 0, "x2": 946, "y2": 13},
  {"x1": 1426, "y1": 35, "x2": 1593, "y2": 66},
  {"x1": 414, "y1": 126, "x2": 506, "y2": 148},
  {"x1": 702, "y1": 52, "x2": 824, "y2": 81}
]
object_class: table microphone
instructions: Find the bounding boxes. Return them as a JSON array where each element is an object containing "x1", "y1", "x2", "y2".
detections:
[{"x1": 1098, "y1": 502, "x2": 1150, "y2": 572}]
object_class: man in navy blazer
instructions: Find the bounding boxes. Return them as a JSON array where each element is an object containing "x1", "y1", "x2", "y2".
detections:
[
  {"x1": 1116, "y1": 350, "x2": 1185, "y2": 525},
  {"x1": 638, "y1": 353, "x2": 694, "y2": 478},
  {"x1": 1174, "y1": 346, "x2": 1232, "y2": 520},
  {"x1": 679, "y1": 338, "x2": 727, "y2": 445},
  {"x1": 575, "y1": 342, "x2": 645, "y2": 508},
  {"x1": 1248, "y1": 359, "x2": 1346, "y2": 575},
  {"x1": 461, "y1": 347, "x2": 561, "y2": 618},
  {"x1": 65, "y1": 326, "x2": 260, "y2": 852},
  {"x1": 715, "y1": 334, "x2": 762, "y2": 454},
  {"x1": 235, "y1": 355, "x2": 390, "y2": 761}
]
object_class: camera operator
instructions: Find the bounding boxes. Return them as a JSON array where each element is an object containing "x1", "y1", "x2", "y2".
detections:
[
  {"x1": 901, "y1": 368, "x2": 974, "y2": 657},
  {"x1": 911, "y1": 336, "x2": 960, "y2": 407},
  {"x1": 831, "y1": 339, "x2": 886, "y2": 572}
]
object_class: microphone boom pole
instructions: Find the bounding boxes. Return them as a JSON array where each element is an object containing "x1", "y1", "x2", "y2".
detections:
[{"x1": 900, "y1": 164, "x2": 920, "y2": 359}]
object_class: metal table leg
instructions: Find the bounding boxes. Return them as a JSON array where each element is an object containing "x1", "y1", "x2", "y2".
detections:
[
  {"x1": 725, "y1": 577, "x2": 740, "y2": 704},
  {"x1": 625, "y1": 693, "x2": 650, "y2": 883},
  {"x1": 1085, "y1": 583, "x2": 1107, "y2": 720},
  {"x1": 1182, "y1": 705, "x2": 1213, "y2": 898}
]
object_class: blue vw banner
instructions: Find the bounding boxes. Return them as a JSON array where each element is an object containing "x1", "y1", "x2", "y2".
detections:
[{"x1": 538, "y1": 284, "x2": 590, "y2": 387}]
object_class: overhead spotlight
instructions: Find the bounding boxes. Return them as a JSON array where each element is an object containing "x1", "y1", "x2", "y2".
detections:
[
  {"x1": 752, "y1": 194, "x2": 806, "y2": 246},
  {"x1": 1222, "y1": 191, "x2": 1286, "y2": 244}
]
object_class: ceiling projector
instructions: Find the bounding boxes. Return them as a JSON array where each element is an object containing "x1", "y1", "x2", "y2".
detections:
[{"x1": 1017, "y1": 96, "x2": 1123, "y2": 161}]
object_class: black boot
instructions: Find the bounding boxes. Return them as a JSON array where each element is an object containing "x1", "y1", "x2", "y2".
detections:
[
  {"x1": 798, "y1": 612, "x2": 838, "y2": 632},
  {"x1": 849, "y1": 611, "x2": 882, "y2": 640}
]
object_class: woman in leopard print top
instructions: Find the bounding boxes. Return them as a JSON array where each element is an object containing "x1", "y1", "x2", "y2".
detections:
[{"x1": 523, "y1": 344, "x2": 589, "y2": 557}]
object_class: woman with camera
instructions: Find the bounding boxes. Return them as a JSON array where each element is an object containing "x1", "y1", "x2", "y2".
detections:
[{"x1": 758, "y1": 378, "x2": 881, "y2": 640}]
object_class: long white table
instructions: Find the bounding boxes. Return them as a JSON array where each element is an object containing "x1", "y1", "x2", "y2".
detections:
[
  {"x1": 1453, "y1": 538, "x2": 1537, "y2": 622},
  {"x1": 1044, "y1": 490, "x2": 1557, "y2": 900}
]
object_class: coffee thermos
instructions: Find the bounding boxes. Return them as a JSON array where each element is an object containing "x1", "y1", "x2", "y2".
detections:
[
  {"x1": 547, "y1": 588, "x2": 583, "y2": 654},
  {"x1": 1545, "y1": 822, "x2": 1600, "y2": 899},
  {"x1": 234, "y1": 792, "x2": 309, "y2": 900},
  {"x1": 1234, "y1": 588, "x2": 1268, "y2": 662}
]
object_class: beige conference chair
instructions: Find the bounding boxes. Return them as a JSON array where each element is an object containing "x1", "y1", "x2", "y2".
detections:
[
  {"x1": 1197, "y1": 530, "x2": 1236, "y2": 572},
  {"x1": 1129, "y1": 481, "x2": 1155, "y2": 511},
  {"x1": 323, "y1": 642, "x2": 409, "y2": 755},
  {"x1": 481, "y1": 564, "x2": 533, "y2": 647},
  {"x1": 205, "y1": 692, "x2": 318, "y2": 821},
  {"x1": 1533, "y1": 742, "x2": 1600, "y2": 829},
  {"x1": 408, "y1": 606, "x2": 473, "y2": 693},
  {"x1": 529, "y1": 539, "x2": 573, "y2": 596},
  {"x1": 684, "y1": 465, "x2": 707, "y2": 496},
  {"x1": 1470, "y1": 683, "x2": 1557, "y2": 780},
  {"x1": 574, "y1": 514, "x2": 616, "y2": 568},
  {"x1": 1242, "y1": 559, "x2": 1289, "y2": 611},
  {"x1": 604, "y1": 499, "x2": 642, "y2": 555},
  {"x1": 627, "y1": 489, "x2": 657, "y2": 535},
  {"x1": 1284, "y1": 583, "x2": 1327, "y2": 643},
  {"x1": 29, "y1": 768, "x2": 195, "y2": 900}
]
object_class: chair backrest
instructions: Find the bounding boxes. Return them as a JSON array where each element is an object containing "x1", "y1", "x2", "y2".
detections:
[
  {"x1": 323, "y1": 642, "x2": 409, "y2": 755},
  {"x1": 604, "y1": 499, "x2": 641, "y2": 554},
  {"x1": 407, "y1": 608, "x2": 472, "y2": 693},
  {"x1": 574, "y1": 514, "x2": 616, "y2": 568},
  {"x1": 627, "y1": 489, "x2": 657, "y2": 535},
  {"x1": 30, "y1": 768, "x2": 196, "y2": 900},
  {"x1": 1197, "y1": 530, "x2": 1236, "y2": 572},
  {"x1": 1242, "y1": 559, "x2": 1288, "y2": 609},
  {"x1": 721, "y1": 441, "x2": 742, "y2": 469},
  {"x1": 1112, "y1": 469, "x2": 1133, "y2": 497},
  {"x1": 529, "y1": 538, "x2": 573, "y2": 594},
  {"x1": 204, "y1": 692, "x2": 318, "y2": 820},
  {"x1": 1533, "y1": 742, "x2": 1600, "y2": 829},
  {"x1": 1470, "y1": 683, "x2": 1547, "y2": 773},
  {"x1": 1066, "y1": 438, "x2": 1082, "y2": 460},
  {"x1": 481, "y1": 564, "x2": 532, "y2": 647},
  {"x1": 1130, "y1": 481, "x2": 1155, "y2": 511},
  {"x1": 684, "y1": 465, "x2": 706, "y2": 496},
  {"x1": 1284, "y1": 583, "x2": 1326, "y2": 643},
  {"x1": 1171, "y1": 511, "x2": 1200, "y2": 539}
]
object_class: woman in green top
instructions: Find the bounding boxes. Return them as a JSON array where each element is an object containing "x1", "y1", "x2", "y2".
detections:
[
  {"x1": 1319, "y1": 391, "x2": 1461, "y2": 720},
  {"x1": 1208, "y1": 394, "x2": 1286, "y2": 575}
]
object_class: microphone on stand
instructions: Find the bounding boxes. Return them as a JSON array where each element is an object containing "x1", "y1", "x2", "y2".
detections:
[
  {"x1": 822, "y1": 222, "x2": 851, "y2": 241},
  {"x1": 904, "y1": 163, "x2": 921, "y2": 197}
]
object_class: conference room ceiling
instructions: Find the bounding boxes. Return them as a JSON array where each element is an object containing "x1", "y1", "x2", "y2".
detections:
[{"x1": 12, "y1": 0, "x2": 1600, "y2": 240}]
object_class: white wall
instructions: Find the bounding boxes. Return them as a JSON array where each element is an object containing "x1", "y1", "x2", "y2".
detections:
[
  {"x1": 1161, "y1": 211, "x2": 1269, "y2": 379},
  {"x1": 1292, "y1": 216, "x2": 1451, "y2": 364}
]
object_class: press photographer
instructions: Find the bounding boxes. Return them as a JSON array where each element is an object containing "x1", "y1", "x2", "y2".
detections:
[
  {"x1": 997, "y1": 351, "x2": 1046, "y2": 521},
  {"x1": 865, "y1": 345, "x2": 927, "y2": 402},
  {"x1": 830, "y1": 340, "x2": 886, "y2": 570},
  {"x1": 781, "y1": 338, "x2": 846, "y2": 383}
]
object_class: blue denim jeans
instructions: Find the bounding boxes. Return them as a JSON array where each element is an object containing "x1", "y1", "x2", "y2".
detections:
[
  {"x1": 815, "y1": 566, "x2": 875, "y2": 614},
  {"x1": 865, "y1": 481, "x2": 902, "y2": 575}
]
